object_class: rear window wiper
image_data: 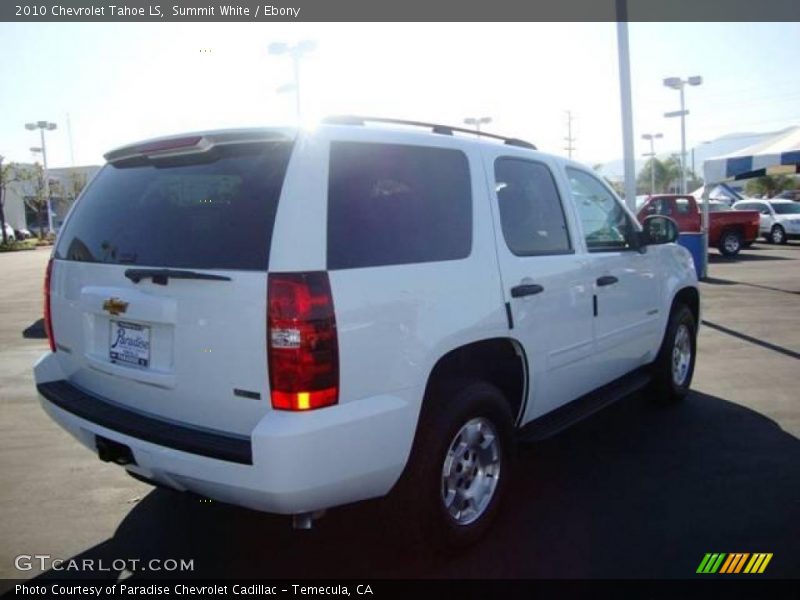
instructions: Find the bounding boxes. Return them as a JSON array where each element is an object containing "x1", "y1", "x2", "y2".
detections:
[{"x1": 124, "y1": 268, "x2": 232, "y2": 285}]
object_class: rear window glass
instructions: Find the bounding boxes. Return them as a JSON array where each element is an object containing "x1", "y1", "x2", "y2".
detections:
[
  {"x1": 327, "y1": 142, "x2": 472, "y2": 269},
  {"x1": 55, "y1": 141, "x2": 293, "y2": 270}
]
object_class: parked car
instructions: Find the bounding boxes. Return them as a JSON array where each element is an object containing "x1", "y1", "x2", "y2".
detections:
[
  {"x1": 34, "y1": 119, "x2": 699, "y2": 548},
  {"x1": 2, "y1": 223, "x2": 16, "y2": 243},
  {"x1": 637, "y1": 194, "x2": 760, "y2": 257},
  {"x1": 14, "y1": 228, "x2": 33, "y2": 240},
  {"x1": 732, "y1": 198, "x2": 800, "y2": 244},
  {"x1": 771, "y1": 189, "x2": 800, "y2": 202}
]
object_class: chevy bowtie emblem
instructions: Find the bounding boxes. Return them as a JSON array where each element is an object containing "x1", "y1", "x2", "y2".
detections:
[{"x1": 102, "y1": 297, "x2": 129, "y2": 316}]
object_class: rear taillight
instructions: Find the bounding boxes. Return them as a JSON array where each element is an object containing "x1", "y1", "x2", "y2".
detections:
[
  {"x1": 44, "y1": 258, "x2": 56, "y2": 352},
  {"x1": 267, "y1": 272, "x2": 338, "y2": 411}
]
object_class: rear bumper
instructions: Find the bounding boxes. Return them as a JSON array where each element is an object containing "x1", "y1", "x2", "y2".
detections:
[
  {"x1": 38, "y1": 381, "x2": 252, "y2": 464},
  {"x1": 34, "y1": 353, "x2": 420, "y2": 515}
]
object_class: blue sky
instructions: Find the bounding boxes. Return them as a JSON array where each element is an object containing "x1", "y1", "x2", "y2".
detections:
[{"x1": 1, "y1": 22, "x2": 799, "y2": 168}]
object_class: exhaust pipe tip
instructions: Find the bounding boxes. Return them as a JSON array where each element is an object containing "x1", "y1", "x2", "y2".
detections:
[
  {"x1": 291, "y1": 510, "x2": 326, "y2": 530},
  {"x1": 292, "y1": 513, "x2": 313, "y2": 530}
]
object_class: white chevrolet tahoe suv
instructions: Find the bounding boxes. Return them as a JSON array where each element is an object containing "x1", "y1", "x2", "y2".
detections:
[{"x1": 34, "y1": 117, "x2": 699, "y2": 548}]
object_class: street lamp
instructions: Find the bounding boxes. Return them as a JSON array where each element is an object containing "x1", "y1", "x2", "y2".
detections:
[
  {"x1": 463, "y1": 116, "x2": 492, "y2": 134},
  {"x1": 269, "y1": 40, "x2": 317, "y2": 120},
  {"x1": 641, "y1": 132, "x2": 663, "y2": 196},
  {"x1": 25, "y1": 120, "x2": 57, "y2": 233},
  {"x1": 663, "y1": 75, "x2": 702, "y2": 194},
  {"x1": 0, "y1": 154, "x2": 7, "y2": 245}
]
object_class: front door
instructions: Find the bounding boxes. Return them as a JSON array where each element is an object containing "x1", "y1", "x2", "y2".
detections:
[{"x1": 564, "y1": 168, "x2": 661, "y2": 384}]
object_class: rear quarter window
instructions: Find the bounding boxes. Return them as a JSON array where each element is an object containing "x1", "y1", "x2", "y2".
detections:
[
  {"x1": 55, "y1": 141, "x2": 293, "y2": 270},
  {"x1": 327, "y1": 142, "x2": 472, "y2": 269}
]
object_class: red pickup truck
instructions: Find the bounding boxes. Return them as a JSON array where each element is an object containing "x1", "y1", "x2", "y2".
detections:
[{"x1": 637, "y1": 194, "x2": 760, "y2": 257}]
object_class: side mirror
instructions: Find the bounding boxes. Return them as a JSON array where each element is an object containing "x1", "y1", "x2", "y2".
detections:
[{"x1": 641, "y1": 215, "x2": 679, "y2": 246}]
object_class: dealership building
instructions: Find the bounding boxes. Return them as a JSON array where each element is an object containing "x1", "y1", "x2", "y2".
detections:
[{"x1": 2, "y1": 164, "x2": 99, "y2": 234}]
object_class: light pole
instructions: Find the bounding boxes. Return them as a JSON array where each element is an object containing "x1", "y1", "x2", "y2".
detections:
[
  {"x1": 615, "y1": 3, "x2": 637, "y2": 211},
  {"x1": 269, "y1": 41, "x2": 317, "y2": 120},
  {"x1": 463, "y1": 116, "x2": 492, "y2": 134},
  {"x1": 663, "y1": 75, "x2": 702, "y2": 194},
  {"x1": 564, "y1": 110, "x2": 576, "y2": 158},
  {"x1": 641, "y1": 133, "x2": 663, "y2": 196},
  {"x1": 0, "y1": 154, "x2": 7, "y2": 245},
  {"x1": 25, "y1": 120, "x2": 57, "y2": 233}
]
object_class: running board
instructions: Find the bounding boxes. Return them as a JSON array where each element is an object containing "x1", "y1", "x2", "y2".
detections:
[{"x1": 518, "y1": 369, "x2": 652, "y2": 442}]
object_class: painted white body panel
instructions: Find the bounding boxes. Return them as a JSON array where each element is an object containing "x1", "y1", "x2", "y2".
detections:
[
  {"x1": 35, "y1": 124, "x2": 699, "y2": 516},
  {"x1": 48, "y1": 261, "x2": 270, "y2": 435},
  {"x1": 35, "y1": 351, "x2": 418, "y2": 513}
]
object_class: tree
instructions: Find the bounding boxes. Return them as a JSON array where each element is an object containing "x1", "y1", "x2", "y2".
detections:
[
  {"x1": 65, "y1": 170, "x2": 88, "y2": 205},
  {"x1": 0, "y1": 160, "x2": 27, "y2": 245},
  {"x1": 19, "y1": 164, "x2": 48, "y2": 239},
  {"x1": 636, "y1": 156, "x2": 685, "y2": 195},
  {"x1": 744, "y1": 175, "x2": 795, "y2": 199},
  {"x1": 0, "y1": 158, "x2": 9, "y2": 245}
]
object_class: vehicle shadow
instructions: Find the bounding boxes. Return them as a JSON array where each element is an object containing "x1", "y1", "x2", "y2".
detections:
[
  {"x1": 22, "y1": 318, "x2": 46, "y2": 339},
  {"x1": 29, "y1": 391, "x2": 800, "y2": 580},
  {"x1": 708, "y1": 252, "x2": 793, "y2": 263}
]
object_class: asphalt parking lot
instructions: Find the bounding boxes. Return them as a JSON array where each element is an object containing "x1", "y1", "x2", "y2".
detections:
[{"x1": 0, "y1": 244, "x2": 798, "y2": 581}]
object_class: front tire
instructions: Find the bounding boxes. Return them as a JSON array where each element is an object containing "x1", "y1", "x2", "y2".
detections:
[
  {"x1": 770, "y1": 224, "x2": 787, "y2": 245},
  {"x1": 718, "y1": 229, "x2": 742, "y2": 256},
  {"x1": 391, "y1": 380, "x2": 514, "y2": 550},
  {"x1": 649, "y1": 304, "x2": 697, "y2": 402}
]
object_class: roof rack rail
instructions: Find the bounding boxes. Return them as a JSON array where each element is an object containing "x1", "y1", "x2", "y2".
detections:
[{"x1": 323, "y1": 115, "x2": 536, "y2": 150}]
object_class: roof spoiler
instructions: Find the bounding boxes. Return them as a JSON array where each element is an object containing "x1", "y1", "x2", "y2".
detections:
[{"x1": 104, "y1": 129, "x2": 294, "y2": 164}]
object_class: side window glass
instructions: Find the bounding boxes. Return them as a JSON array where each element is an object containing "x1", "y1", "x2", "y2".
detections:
[
  {"x1": 675, "y1": 198, "x2": 690, "y2": 214},
  {"x1": 653, "y1": 199, "x2": 672, "y2": 216},
  {"x1": 566, "y1": 168, "x2": 636, "y2": 252},
  {"x1": 327, "y1": 142, "x2": 472, "y2": 269},
  {"x1": 493, "y1": 158, "x2": 571, "y2": 255}
]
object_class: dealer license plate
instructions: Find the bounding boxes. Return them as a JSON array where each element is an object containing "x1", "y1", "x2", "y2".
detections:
[{"x1": 109, "y1": 320, "x2": 151, "y2": 368}]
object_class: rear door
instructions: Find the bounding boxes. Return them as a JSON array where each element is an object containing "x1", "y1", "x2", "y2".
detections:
[
  {"x1": 49, "y1": 133, "x2": 295, "y2": 435},
  {"x1": 485, "y1": 152, "x2": 596, "y2": 419}
]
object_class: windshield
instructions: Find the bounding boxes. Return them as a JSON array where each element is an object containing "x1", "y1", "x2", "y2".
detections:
[
  {"x1": 55, "y1": 141, "x2": 293, "y2": 270},
  {"x1": 771, "y1": 202, "x2": 800, "y2": 215}
]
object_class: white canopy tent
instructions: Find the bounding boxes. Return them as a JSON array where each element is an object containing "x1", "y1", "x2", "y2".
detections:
[
  {"x1": 703, "y1": 126, "x2": 800, "y2": 185},
  {"x1": 699, "y1": 126, "x2": 800, "y2": 277}
]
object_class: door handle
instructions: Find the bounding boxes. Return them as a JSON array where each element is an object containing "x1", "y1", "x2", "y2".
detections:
[
  {"x1": 596, "y1": 275, "x2": 618, "y2": 287},
  {"x1": 511, "y1": 283, "x2": 544, "y2": 298}
]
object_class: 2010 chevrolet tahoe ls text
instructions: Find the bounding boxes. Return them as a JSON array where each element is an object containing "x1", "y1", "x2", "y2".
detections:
[{"x1": 35, "y1": 117, "x2": 699, "y2": 548}]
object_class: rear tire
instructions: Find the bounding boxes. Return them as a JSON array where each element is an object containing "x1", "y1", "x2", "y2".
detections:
[
  {"x1": 649, "y1": 304, "x2": 697, "y2": 402},
  {"x1": 770, "y1": 224, "x2": 787, "y2": 245},
  {"x1": 390, "y1": 380, "x2": 514, "y2": 550},
  {"x1": 718, "y1": 229, "x2": 742, "y2": 257}
]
